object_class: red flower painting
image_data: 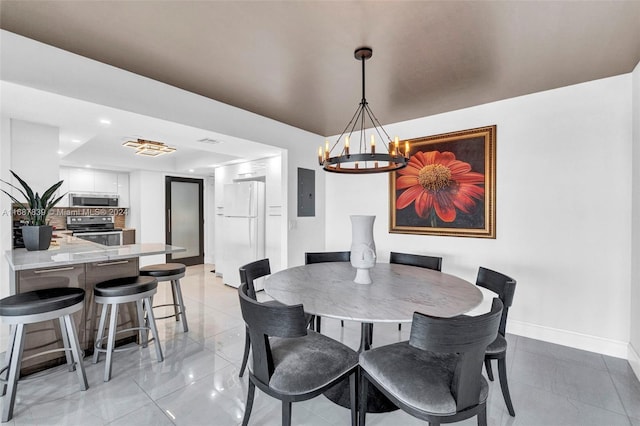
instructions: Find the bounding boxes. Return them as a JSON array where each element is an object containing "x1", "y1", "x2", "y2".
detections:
[{"x1": 396, "y1": 151, "x2": 485, "y2": 223}]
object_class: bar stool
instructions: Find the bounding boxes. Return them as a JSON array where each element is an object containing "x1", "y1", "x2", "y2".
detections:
[
  {"x1": 0, "y1": 288, "x2": 88, "y2": 422},
  {"x1": 92, "y1": 276, "x2": 163, "y2": 382},
  {"x1": 140, "y1": 263, "x2": 188, "y2": 332}
]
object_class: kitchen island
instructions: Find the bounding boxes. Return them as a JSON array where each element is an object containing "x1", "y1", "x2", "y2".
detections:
[{"x1": 4, "y1": 236, "x2": 185, "y2": 374}]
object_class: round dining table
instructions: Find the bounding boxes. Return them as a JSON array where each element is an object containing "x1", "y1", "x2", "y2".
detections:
[
  {"x1": 266, "y1": 261, "x2": 483, "y2": 349},
  {"x1": 265, "y1": 261, "x2": 484, "y2": 412}
]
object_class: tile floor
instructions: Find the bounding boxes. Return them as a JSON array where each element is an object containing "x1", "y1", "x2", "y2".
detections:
[{"x1": 2, "y1": 264, "x2": 639, "y2": 425}]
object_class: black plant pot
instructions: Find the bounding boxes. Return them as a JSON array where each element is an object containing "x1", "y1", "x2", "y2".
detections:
[{"x1": 21, "y1": 225, "x2": 53, "y2": 251}]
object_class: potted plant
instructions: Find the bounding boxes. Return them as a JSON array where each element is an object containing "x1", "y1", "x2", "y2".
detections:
[{"x1": 1, "y1": 170, "x2": 64, "y2": 251}]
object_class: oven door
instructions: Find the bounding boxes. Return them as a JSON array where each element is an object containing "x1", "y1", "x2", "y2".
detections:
[{"x1": 74, "y1": 231, "x2": 123, "y2": 246}]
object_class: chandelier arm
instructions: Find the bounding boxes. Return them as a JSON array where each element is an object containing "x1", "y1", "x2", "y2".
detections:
[
  {"x1": 331, "y1": 103, "x2": 364, "y2": 153},
  {"x1": 362, "y1": 104, "x2": 392, "y2": 151},
  {"x1": 346, "y1": 106, "x2": 365, "y2": 143},
  {"x1": 364, "y1": 104, "x2": 394, "y2": 146},
  {"x1": 359, "y1": 104, "x2": 366, "y2": 156}
]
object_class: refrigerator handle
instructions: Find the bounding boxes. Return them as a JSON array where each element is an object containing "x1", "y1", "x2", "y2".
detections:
[
  {"x1": 248, "y1": 216, "x2": 254, "y2": 249},
  {"x1": 168, "y1": 209, "x2": 171, "y2": 233}
]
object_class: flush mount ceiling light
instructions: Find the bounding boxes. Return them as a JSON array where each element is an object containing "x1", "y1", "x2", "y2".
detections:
[
  {"x1": 318, "y1": 47, "x2": 410, "y2": 174},
  {"x1": 122, "y1": 138, "x2": 176, "y2": 156}
]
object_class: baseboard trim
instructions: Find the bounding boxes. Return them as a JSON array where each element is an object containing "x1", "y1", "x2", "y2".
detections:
[
  {"x1": 628, "y1": 343, "x2": 640, "y2": 381},
  {"x1": 508, "y1": 319, "x2": 629, "y2": 359}
]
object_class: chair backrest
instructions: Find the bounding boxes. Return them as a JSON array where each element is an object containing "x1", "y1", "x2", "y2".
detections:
[
  {"x1": 389, "y1": 251, "x2": 442, "y2": 271},
  {"x1": 238, "y1": 282, "x2": 307, "y2": 385},
  {"x1": 305, "y1": 251, "x2": 351, "y2": 264},
  {"x1": 476, "y1": 266, "x2": 516, "y2": 336},
  {"x1": 409, "y1": 298, "x2": 503, "y2": 412},
  {"x1": 239, "y1": 258, "x2": 271, "y2": 300}
]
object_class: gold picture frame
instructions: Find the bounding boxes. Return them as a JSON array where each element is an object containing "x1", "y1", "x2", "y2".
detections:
[{"x1": 389, "y1": 125, "x2": 496, "y2": 238}]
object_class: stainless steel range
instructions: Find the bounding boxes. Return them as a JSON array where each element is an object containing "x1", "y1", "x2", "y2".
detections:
[{"x1": 66, "y1": 215, "x2": 123, "y2": 246}]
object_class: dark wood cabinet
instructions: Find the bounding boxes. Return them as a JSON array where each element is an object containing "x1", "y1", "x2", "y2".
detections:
[
  {"x1": 84, "y1": 258, "x2": 139, "y2": 353},
  {"x1": 16, "y1": 264, "x2": 85, "y2": 375},
  {"x1": 14, "y1": 257, "x2": 139, "y2": 375}
]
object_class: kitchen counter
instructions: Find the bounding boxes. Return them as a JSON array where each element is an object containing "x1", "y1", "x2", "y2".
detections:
[
  {"x1": 5, "y1": 235, "x2": 184, "y2": 271},
  {"x1": 5, "y1": 236, "x2": 186, "y2": 375}
]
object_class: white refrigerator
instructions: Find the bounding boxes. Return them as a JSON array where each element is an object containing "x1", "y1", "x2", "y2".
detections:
[{"x1": 220, "y1": 181, "x2": 265, "y2": 289}]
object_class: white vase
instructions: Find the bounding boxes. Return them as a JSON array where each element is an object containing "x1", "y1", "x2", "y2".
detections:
[{"x1": 350, "y1": 215, "x2": 376, "y2": 284}]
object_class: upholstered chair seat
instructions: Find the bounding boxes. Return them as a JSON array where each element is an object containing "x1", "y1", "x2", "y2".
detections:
[
  {"x1": 485, "y1": 334, "x2": 508, "y2": 355},
  {"x1": 268, "y1": 331, "x2": 358, "y2": 395},
  {"x1": 360, "y1": 341, "x2": 489, "y2": 416},
  {"x1": 358, "y1": 299, "x2": 504, "y2": 426}
]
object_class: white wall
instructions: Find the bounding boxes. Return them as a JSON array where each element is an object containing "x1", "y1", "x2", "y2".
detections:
[
  {"x1": 204, "y1": 176, "x2": 216, "y2": 265},
  {"x1": 0, "y1": 30, "x2": 326, "y2": 268},
  {"x1": 326, "y1": 75, "x2": 633, "y2": 358},
  {"x1": 630, "y1": 60, "x2": 640, "y2": 377},
  {"x1": 9, "y1": 119, "x2": 60, "y2": 197},
  {"x1": 129, "y1": 170, "x2": 165, "y2": 266},
  {"x1": 0, "y1": 117, "x2": 11, "y2": 349}
]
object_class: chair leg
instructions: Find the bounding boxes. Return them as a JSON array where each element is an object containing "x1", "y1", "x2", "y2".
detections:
[
  {"x1": 173, "y1": 279, "x2": 189, "y2": 332},
  {"x1": 241, "y1": 380, "x2": 255, "y2": 426},
  {"x1": 63, "y1": 314, "x2": 89, "y2": 391},
  {"x1": 316, "y1": 316, "x2": 322, "y2": 333},
  {"x1": 359, "y1": 372, "x2": 368, "y2": 426},
  {"x1": 59, "y1": 317, "x2": 74, "y2": 372},
  {"x1": 239, "y1": 328, "x2": 250, "y2": 377},
  {"x1": 171, "y1": 280, "x2": 180, "y2": 321},
  {"x1": 477, "y1": 402, "x2": 487, "y2": 426},
  {"x1": 104, "y1": 303, "x2": 119, "y2": 382},
  {"x1": 484, "y1": 358, "x2": 494, "y2": 381},
  {"x1": 2, "y1": 323, "x2": 25, "y2": 423},
  {"x1": 349, "y1": 370, "x2": 358, "y2": 426},
  {"x1": 136, "y1": 299, "x2": 148, "y2": 348},
  {"x1": 93, "y1": 303, "x2": 108, "y2": 364},
  {"x1": 498, "y1": 356, "x2": 515, "y2": 416},
  {"x1": 145, "y1": 297, "x2": 164, "y2": 362},
  {"x1": 1, "y1": 325, "x2": 17, "y2": 396},
  {"x1": 282, "y1": 401, "x2": 292, "y2": 426}
]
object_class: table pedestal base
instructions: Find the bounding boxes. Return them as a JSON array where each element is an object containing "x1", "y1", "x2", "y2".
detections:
[
  {"x1": 323, "y1": 322, "x2": 398, "y2": 413},
  {"x1": 323, "y1": 377, "x2": 398, "y2": 413}
]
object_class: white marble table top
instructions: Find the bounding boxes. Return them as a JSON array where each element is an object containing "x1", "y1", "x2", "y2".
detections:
[{"x1": 265, "y1": 262, "x2": 483, "y2": 323}]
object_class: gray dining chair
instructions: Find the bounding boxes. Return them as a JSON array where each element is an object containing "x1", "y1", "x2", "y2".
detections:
[
  {"x1": 238, "y1": 259, "x2": 314, "y2": 378},
  {"x1": 238, "y1": 282, "x2": 358, "y2": 426},
  {"x1": 359, "y1": 298, "x2": 503, "y2": 426},
  {"x1": 477, "y1": 266, "x2": 517, "y2": 416}
]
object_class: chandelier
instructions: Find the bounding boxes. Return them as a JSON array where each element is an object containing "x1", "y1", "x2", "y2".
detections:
[
  {"x1": 122, "y1": 139, "x2": 176, "y2": 156},
  {"x1": 318, "y1": 47, "x2": 409, "y2": 173}
]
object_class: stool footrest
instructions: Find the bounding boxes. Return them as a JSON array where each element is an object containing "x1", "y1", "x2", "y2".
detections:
[
  {"x1": 94, "y1": 326, "x2": 154, "y2": 353},
  {"x1": 21, "y1": 347, "x2": 83, "y2": 363}
]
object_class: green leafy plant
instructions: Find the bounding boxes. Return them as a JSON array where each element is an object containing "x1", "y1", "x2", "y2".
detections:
[{"x1": 1, "y1": 170, "x2": 65, "y2": 226}]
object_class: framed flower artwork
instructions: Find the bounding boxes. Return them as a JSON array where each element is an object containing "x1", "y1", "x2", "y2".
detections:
[{"x1": 389, "y1": 125, "x2": 496, "y2": 238}]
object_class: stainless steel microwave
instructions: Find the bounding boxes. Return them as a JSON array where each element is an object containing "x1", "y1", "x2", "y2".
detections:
[{"x1": 69, "y1": 193, "x2": 119, "y2": 207}]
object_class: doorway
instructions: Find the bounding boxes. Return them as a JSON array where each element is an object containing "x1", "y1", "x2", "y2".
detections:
[{"x1": 165, "y1": 176, "x2": 204, "y2": 266}]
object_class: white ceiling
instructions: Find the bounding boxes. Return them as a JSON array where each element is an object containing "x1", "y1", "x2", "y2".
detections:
[
  {"x1": 0, "y1": 82, "x2": 282, "y2": 175},
  {"x1": 0, "y1": 1, "x2": 638, "y2": 136},
  {"x1": 0, "y1": 1, "x2": 638, "y2": 175}
]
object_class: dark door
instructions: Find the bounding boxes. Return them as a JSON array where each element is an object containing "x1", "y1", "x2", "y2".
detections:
[{"x1": 165, "y1": 176, "x2": 204, "y2": 266}]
